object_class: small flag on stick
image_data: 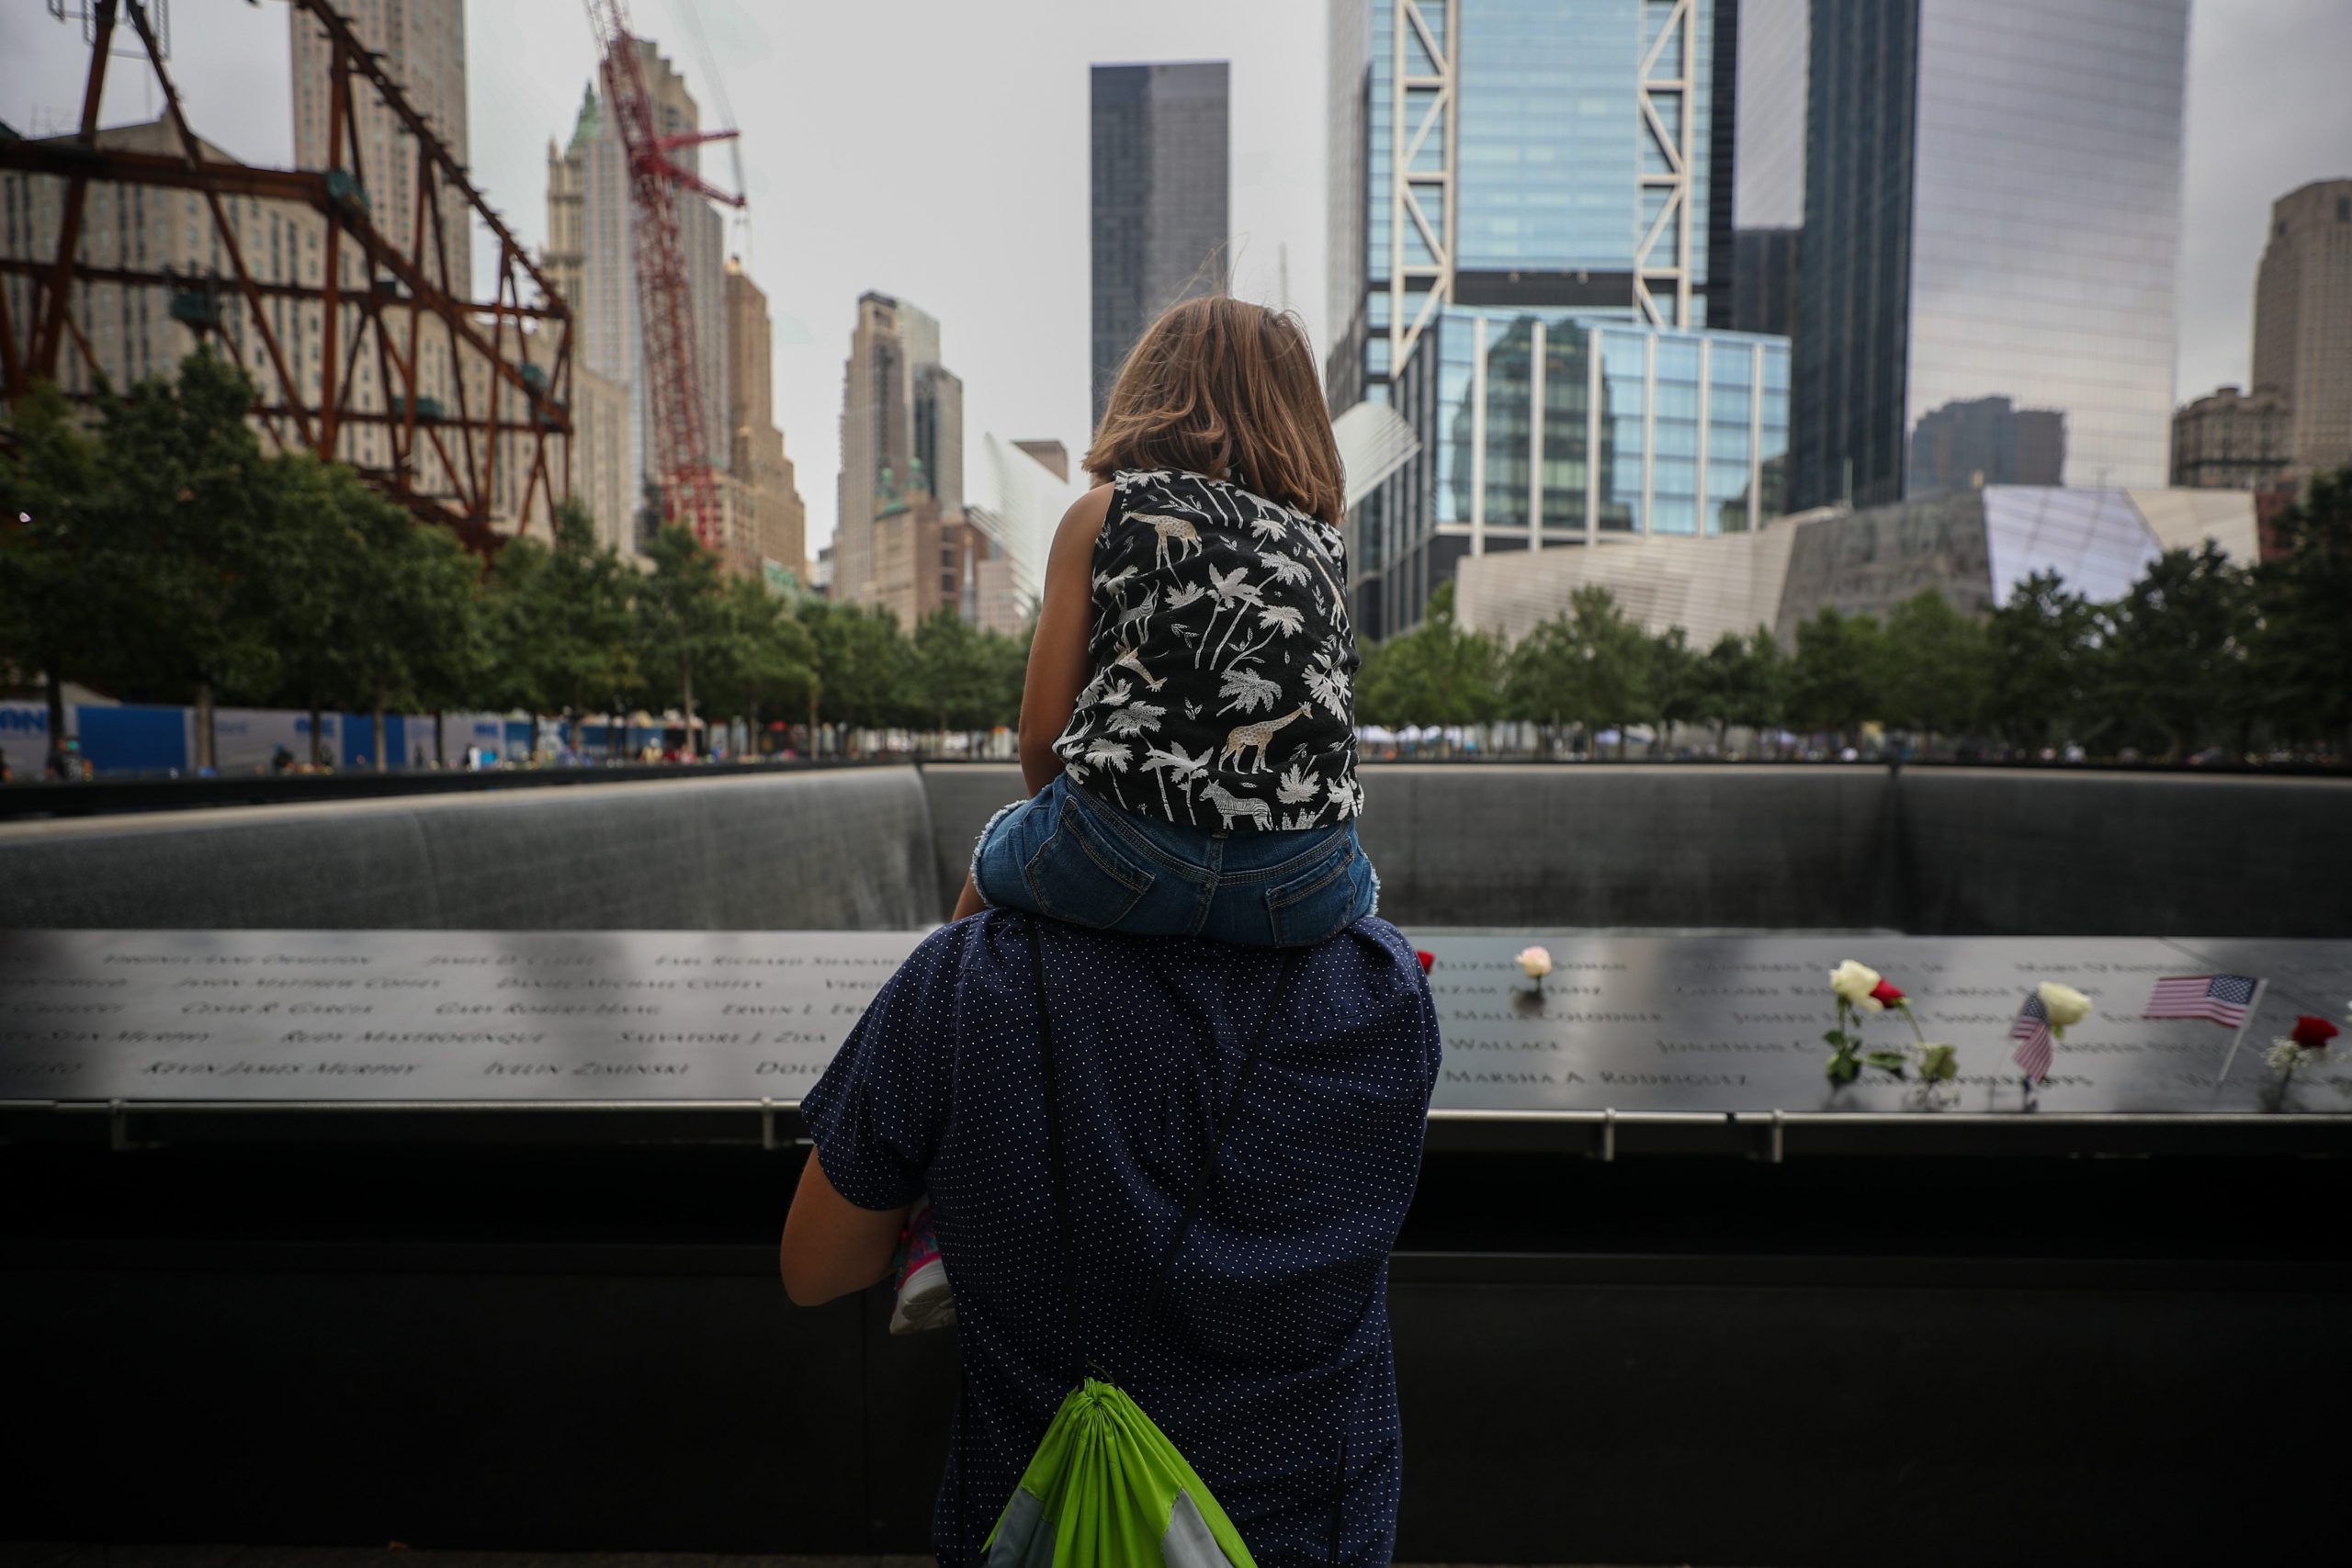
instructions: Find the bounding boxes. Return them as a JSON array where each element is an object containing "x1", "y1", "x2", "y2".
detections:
[
  {"x1": 2010, "y1": 992, "x2": 2054, "y2": 1083},
  {"x1": 2143, "y1": 975, "x2": 2258, "y2": 1028}
]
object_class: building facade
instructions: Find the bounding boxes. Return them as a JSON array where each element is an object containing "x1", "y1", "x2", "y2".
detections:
[
  {"x1": 1091, "y1": 62, "x2": 1230, "y2": 425},
  {"x1": 1457, "y1": 485, "x2": 2262, "y2": 649},
  {"x1": 1331, "y1": 0, "x2": 1757, "y2": 638},
  {"x1": 2252, "y1": 178, "x2": 2352, "y2": 479},
  {"x1": 1906, "y1": 395, "x2": 2065, "y2": 494},
  {"x1": 1792, "y1": 0, "x2": 2188, "y2": 513},
  {"x1": 543, "y1": 39, "x2": 729, "y2": 546},
  {"x1": 869, "y1": 488, "x2": 967, "y2": 632},
  {"x1": 724, "y1": 258, "x2": 808, "y2": 587},
  {"x1": 835, "y1": 290, "x2": 957, "y2": 606},
  {"x1": 2170, "y1": 386, "x2": 2293, "y2": 492}
]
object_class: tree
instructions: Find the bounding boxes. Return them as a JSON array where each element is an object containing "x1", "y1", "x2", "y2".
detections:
[
  {"x1": 1355, "y1": 581, "x2": 1501, "y2": 739},
  {"x1": 1986, "y1": 570, "x2": 2097, "y2": 756},
  {"x1": 2096, "y1": 543, "x2": 2255, "y2": 761},
  {"x1": 1691, "y1": 629, "x2": 1772, "y2": 755},
  {"x1": 634, "y1": 524, "x2": 730, "y2": 756},
  {"x1": 702, "y1": 573, "x2": 816, "y2": 750},
  {"x1": 1789, "y1": 606, "x2": 1888, "y2": 748},
  {"x1": 1500, "y1": 585, "x2": 1650, "y2": 755},
  {"x1": 0, "y1": 381, "x2": 107, "y2": 767},
  {"x1": 44, "y1": 352, "x2": 286, "y2": 769},
  {"x1": 1883, "y1": 589, "x2": 1987, "y2": 753},
  {"x1": 1645, "y1": 625, "x2": 1701, "y2": 756},
  {"x1": 542, "y1": 500, "x2": 640, "y2": 753},
  {"x1": 2256, "y1": 467, "x2": 2352, "y2": 759},
  {"x1": 911, "y1": 607, "x2": 1020, "y2": 741},
  {"x1": 798, "y1": 598, "x2": 917, "y2": 741},
  {"x1": 372, "y1": 518, "x2": 486, "y2": 769},
  {"x1": 249, "y1": 455, "x2": 380, "y2": 766},
  {"x1": 1731, "y1": 627, "x2": 1789, "y2": 751}
]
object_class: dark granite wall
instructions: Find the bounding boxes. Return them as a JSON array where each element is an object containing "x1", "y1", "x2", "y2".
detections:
[{"x1": 3, "y1": 763, "x2": 2343, "y2": 939}]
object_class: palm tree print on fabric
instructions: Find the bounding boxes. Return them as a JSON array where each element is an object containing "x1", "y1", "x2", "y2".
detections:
[{"x1": 1052, "y1": 470, "x2": 1360, "y2": 830}]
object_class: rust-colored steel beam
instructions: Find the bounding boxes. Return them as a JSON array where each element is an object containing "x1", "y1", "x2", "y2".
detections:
[
  {"x1": 3, "y1": 0, "x2": 576, "y2": 546},
  {"x1": 119, "y1": 0, "x2": 317, "y2": 451},
  {"x1": 0, "y1": 255, "x2": 558, "y2": 319},
  {"x1": 29, "y1": 0, "x2": 117, "y2": 378}
]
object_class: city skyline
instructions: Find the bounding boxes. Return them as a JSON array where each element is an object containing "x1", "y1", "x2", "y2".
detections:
[{"x1": 2, "y1": 0, "x2": 2347, "y2": 558}]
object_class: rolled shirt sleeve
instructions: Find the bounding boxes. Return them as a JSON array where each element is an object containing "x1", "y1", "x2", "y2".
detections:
[{"x1": 798, "y1": 925, "x2": 963, "y2": 1212}]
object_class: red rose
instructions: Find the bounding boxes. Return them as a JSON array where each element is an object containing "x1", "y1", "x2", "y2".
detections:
[
  {"x1": 1415, "y1": 950, "x2": 1436, "y2": 975},
  {"x1": 1870, "y1": 978, "x2": 1906, "y2": 1008},
  {"x1": 2290, "y1": 1015, "x2": 2339, "y2": 1050}
]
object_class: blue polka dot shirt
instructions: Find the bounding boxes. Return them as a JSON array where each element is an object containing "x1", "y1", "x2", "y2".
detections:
[{"x1": 801, "y1": 908, "x2": 1442, "y2": 1566}]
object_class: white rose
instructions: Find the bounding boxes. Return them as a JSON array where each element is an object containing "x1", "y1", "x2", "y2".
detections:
[
  {"x1": 2038, "y1": 982, "x2": 2092, "y2": 1033},
  {"x1": 1830, "y1": 959, "x2": 1883, "y2": 1011},
  {"x1": 1516, "y1": 945, "x2": 1554, "y2": 981}
]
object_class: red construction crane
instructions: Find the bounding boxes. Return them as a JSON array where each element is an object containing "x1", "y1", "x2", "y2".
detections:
[{"x1": 582, "y1": 0, "x2": 745, "y2": 548}]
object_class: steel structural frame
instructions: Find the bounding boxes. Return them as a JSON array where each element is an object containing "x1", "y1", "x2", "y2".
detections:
[
  {"x1": 1634, "y1": 0, "x2": 1699, "y2": 328},
  {"x1": 0, "y1": 0, "x2": 574, "y2": 548},
  {"x1": 1385, "y1": 0, "x2": 1459, "y2": 379}
]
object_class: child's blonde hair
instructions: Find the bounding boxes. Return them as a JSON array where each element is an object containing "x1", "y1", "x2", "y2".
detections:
[{"x1": 1083, "y1": 296, "x2": 1345, "y2": 525}]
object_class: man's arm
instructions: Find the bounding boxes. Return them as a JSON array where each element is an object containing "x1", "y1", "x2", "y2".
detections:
[{"x1": 778, "y1": 1146, "x2": 909, "y2": 1307}]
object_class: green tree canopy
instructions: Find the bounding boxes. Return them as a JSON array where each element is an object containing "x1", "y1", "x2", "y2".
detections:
[
  {"x1": 1789, "y1": 606, "x2": 1888, "y2": 744},
  {"x1": 1883, "y1": 589, "x2": 1988, "y2": 745},
  {"x1": 1985, "y1": 570, "x2": 2098, "y2": 755},
  {"x1": 1356, "y1": 581, "x2": 1503, "y2": 731},
  {"x1": 2096, "y1": 542, "x2": 2255, "y2": 760}
]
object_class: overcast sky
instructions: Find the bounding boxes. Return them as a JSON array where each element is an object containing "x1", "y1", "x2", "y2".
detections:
[{"x1": 4, "y1": 0, "x2": 2346, "y2": 553}]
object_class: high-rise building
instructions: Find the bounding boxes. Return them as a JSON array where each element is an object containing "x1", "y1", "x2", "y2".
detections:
[
  {"x1": 2171, "y1": 386, "x2": 2295, "y2": 492},
  {"x1": 1329, "y1": 0, "x2": 1758, "y2": 639},
  {"x1": 1907, "y1": 396, "x2": 2065, "y2": 494},
  {"x1": 2252, "y1": 178, "x2": 2352, "y2": 478},
  {"x1": 835, "y1": 291, "x2": 958, "y2": 606},
  {"x1": 1730, "y1": 228, "x2": 1800, "y2": 338},
  {"x1": 913, "y1": 365, "x2": 965, "y2": 515},
  {"x1": 1091, "y1": 62, "x2": 1230, "y2": 425},
  {"x1": 543, "y1": 40, "x2": 729, "y2": 546},
  {"x1": 1792, "y1": 0, "x2": 2188, "y2": 512},
  {"x1": 724, "y1": 258, "x2": 808, "y2": 588}
]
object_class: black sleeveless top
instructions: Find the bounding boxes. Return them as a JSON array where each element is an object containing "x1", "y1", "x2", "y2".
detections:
[{"x1": 1051, "y1": 469, "x2": 1361, "y2": 831}]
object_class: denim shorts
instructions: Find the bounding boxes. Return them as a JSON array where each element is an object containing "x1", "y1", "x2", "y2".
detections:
[{"x1": 970, "y1": 773, "x2": 1377, "y2": 948}]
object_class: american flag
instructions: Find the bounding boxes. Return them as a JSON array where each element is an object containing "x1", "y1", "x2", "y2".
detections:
[
  {"x1": 2143, "y1": 974, "x2": 2259, "y2": 1028},
  {"x1": 2009, "y1": 993, "x2": 2053, "y2": 1083}
]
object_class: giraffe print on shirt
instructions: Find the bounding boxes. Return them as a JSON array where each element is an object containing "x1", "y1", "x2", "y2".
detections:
[{"x1": 1054, "y1": 470, "x2": 1362, "y2": 832}]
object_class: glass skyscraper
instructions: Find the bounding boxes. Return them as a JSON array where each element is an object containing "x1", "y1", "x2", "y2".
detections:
[
  {"x1": 1331, "y1": 1, "x2": 1781, "y2": 640},
  {"x1": 1091, "y1": 62, "x2": 1231, "y2": 427},
  {"x1": 1791, "y1": 0, "x2": 2188, "y2": 513}
]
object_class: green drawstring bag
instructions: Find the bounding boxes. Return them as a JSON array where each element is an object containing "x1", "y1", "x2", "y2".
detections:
[
  {"x1": 968, "y1": 925, "x2": 1304, "y2": 1568},
  {"x1": 985, "y1": 1377, "x2": 1258, "y2": 1566}
]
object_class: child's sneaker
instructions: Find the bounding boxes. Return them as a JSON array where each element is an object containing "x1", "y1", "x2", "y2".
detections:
[{"x1": 888, "y1": 1197, "x2": 956, "y2": 1335}]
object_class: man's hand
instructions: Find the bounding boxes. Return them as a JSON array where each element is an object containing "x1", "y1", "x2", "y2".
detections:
[{"x1": 778, "y1": 1146, "x2": 910, "y2": 1307}]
